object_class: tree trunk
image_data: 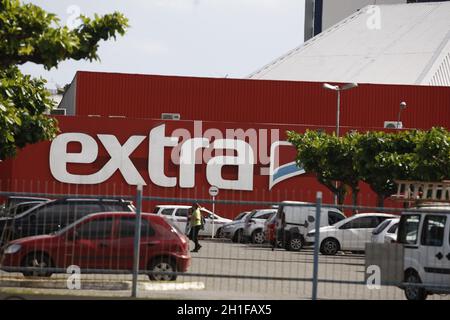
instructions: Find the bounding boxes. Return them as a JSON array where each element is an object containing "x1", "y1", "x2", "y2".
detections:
[
  {"x1": 377, "y1": 194, "x2": 384, "y2": 208},
  {"x1": 351, "y1": 187, "x2": 359, "y2": 215}
]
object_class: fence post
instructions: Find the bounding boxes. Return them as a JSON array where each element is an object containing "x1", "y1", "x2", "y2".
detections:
[
  {"x1": 312, "y1": 191, "x2": 322, "y2": 300},
  {"x1": 131, "y1": 185, "x2": 143, "y2": 298}
]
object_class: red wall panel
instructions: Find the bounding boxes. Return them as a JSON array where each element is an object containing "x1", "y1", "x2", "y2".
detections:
[
  {"x1": 0, "y1": 116, "x2": 396, "y2": 218},
  {"x1": 75, "y1": 71, "x2": 450, "y2": 130}
]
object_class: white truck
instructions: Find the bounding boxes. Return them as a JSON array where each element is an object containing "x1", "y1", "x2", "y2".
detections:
[{"x1": 394, "y1": 180, "x2": 450, "y2": 300}]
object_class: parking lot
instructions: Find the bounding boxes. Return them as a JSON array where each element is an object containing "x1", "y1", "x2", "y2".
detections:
[
  {"x1": 177, "y1": 239, "x2": 409, "y2": 300},
  {"x1": 0, "y1": 238, "x2": 412, "y2": 300}
]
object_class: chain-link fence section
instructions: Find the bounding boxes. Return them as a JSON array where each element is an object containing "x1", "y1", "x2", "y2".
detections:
[{"x1": 0, "y1": 181, "x2": 449, "y2": 300}]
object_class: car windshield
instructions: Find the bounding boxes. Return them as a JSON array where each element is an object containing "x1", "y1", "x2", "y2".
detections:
[
  {"x1": 249, "y1": 209, "x2": 275, "y2": 220},
  {"x1": 387, "y1": 223, "x2": 399, "y2": 234},
  {"x1": 153, "y1": 206, "x2": 161, "y2": 214},
  {"x1": 265, "y1": 212, "x2": 277, "y2": 224},
  {"x1": 234, "y1": 212, "x2": 248, "y2": 221},
  {"x1": 372, "y1": 219, "x2": 391, "y2": 235},
  {"x1": 200, "y1": 209, "x2": 221, "y2": 220}
]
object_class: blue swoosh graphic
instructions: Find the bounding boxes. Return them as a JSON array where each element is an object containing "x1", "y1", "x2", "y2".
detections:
[{"x1": 273, "y1": 163, "x2": 304, "y2": 182}]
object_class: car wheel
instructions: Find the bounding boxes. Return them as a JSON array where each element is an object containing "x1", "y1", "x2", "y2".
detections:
[
  {"x1": 232, "y1": 229, "x2": 243, "y2": 243},
  {"x1": 251, "y1": 229, "x2": 265, "y2": 244},
  {"x1": 215, "y1": 227, "x2": 224, "y2": 238},
  {"x1": 276, "y1": 239, "x2": 283, "y2": 248},
  {"x1": 148, "y1": 258, "x2": 177, "y2": 281},
  {"x1": 320, "y1": 238, "x2": 340, "y2": 255},
  {"x1": 404, "y1": 271, "x2": 427, "y2": 300},
  {"x1": 22, "y1": 252, "x2": 53, "y2": 277},
  {"x1": 287, "y1": 236, "x2": 304, "y2": 251}
]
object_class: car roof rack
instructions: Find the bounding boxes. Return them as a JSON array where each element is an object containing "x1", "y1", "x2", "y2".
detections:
[
  {"x1": 56, "y1": 197, "x2": 132, "y2": 204},
  {"x1": 391, "y1": 180, "x2": 450, "y2": 204}
]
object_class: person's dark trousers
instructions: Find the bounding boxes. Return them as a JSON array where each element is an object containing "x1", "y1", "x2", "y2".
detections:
[{"x1": 191, "y1": 226, "x2": 202, "y2": 251}]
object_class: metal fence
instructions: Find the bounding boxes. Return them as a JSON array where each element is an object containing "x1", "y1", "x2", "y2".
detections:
[{"x1": 0, "y1": 184, "x2": 449, "y2": 300}]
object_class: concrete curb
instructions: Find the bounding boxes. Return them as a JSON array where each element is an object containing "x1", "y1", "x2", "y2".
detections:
[
  {"x1": 0, "y1": 278, "x2": 206, "y2": 292},
  {"x1": 0, "y1": 278, "x2": 130, "y2": 290}
]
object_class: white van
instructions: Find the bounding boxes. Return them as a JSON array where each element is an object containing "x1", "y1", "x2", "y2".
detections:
[
  {"x1": 275, "y1": 201, "x2": 346, "y2": 251},
  {"x1": 397, "y1": 203, "x2": 450, "y2": 300}
]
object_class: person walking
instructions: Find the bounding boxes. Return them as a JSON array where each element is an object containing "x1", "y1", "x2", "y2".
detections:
[{"x1": 189, "y1": 203, "x2": 202, "y2": 252}]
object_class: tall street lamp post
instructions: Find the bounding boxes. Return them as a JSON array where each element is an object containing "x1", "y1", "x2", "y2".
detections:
[
  {"x1": 323, "y1": 82, "x2": 358, "y2": 204},
  {"x1": 323, "y1": 82, "x2": 359, "y2": 137}
]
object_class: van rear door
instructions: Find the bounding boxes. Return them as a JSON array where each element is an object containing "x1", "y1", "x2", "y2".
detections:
[
  {"x1": 419, "y1": 214, "x2": 450, "y2": 287},
  {"x1": 284, "y1": 206, "x2": 307, "y2": 230}
]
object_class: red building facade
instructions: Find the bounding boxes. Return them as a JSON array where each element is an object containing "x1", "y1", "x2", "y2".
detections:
[{"x1": 1, "y1": 72, "x2": 449, "y2": 217}]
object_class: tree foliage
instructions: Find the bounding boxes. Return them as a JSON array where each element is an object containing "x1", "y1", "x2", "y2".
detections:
[
  {"x1": 288, "y1": 128, "x2": 450, "y2": 207},
  {"x1": 287, "y1": 130, "x2": 361, "y2": 206},
  {"x1": 413, "y1": 127, "x2": 450, "y2": 181},
  {"x1": 0, "y1": 0, "x2": 129, "y2": 160},
  {"x1": 353, "y1": 130, "x2": 421, "y2": 206}
]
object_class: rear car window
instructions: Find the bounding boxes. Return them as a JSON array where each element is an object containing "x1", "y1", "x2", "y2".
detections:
[
  {"x1": 176, "y1": 209, "x2": 189, "y2": 217},
  {"x1": 116, "y1": 217, "x2": 155, "y2": 238},
  {"x1": 34, "y1": 202, "x2": 104, "y2": 229},
  {"x1": 161, "y1": 208, "x2": 174, "y2": 216},
  {"x1": 77, "y1": 218, "x2": 114, "y2": 239},
  {"x1": 103, "y1": 202, "x2": 133, "y2": 212},
  {"x1": 341, "y1": 216, "x2": 381, "y2": 229}
]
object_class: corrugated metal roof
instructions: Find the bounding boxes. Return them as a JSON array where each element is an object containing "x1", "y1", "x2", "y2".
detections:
[{"x1": 249, "y1": 2, "x2": 450, "y2": 86}]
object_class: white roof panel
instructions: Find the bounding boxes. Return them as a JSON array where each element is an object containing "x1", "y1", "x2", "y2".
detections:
[{"x1": 250, "y1": 2, "x2": 450, "y2": 86}]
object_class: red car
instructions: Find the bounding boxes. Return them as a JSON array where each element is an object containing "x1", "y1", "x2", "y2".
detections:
[{"x1": 0, "y1": 212, "x2": 190, "y2": 281}]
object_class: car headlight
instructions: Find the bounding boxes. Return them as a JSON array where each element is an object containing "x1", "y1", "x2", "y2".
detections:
[{"x1": 4, "y1": 244, "x2": 22, "y2": 254}]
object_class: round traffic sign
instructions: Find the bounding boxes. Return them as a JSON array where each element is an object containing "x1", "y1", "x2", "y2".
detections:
[{"x1": 209, "y1": 186, "x2": 219, "y2": 197}]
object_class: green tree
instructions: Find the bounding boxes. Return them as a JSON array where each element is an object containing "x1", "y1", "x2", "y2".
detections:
[
  {"x1": 289, "y1": 128, "x2": 450, "y2": 208},
  {"x1": 353, "y1": 130, "x2": 422, "y2": 207},
  {"x1": 412, "y1": 127, "x2": 450, "y2": 181},
  {"x1": 0, "y1": 0, "x2": 128, "y2": 160},
  {"x1": 287, "y1": 130, "x2": 361, "y2": 207}
]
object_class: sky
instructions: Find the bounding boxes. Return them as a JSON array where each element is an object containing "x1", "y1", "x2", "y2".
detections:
[{"x1": 20, "y1": 0, "x2": 306, "y2": 89}]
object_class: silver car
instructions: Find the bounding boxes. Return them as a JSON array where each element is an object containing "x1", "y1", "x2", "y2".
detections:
[
  {"x1": 244, "y1": 209, "x2": 277, "y2": 244},
  {"x1": 222, "y1": 211, "x2": 251, "y2": 243}
]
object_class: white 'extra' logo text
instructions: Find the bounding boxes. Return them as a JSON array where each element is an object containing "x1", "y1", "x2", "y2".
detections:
[{"x1": 49, "y1": 122, "x2": 305, "y2": 191}]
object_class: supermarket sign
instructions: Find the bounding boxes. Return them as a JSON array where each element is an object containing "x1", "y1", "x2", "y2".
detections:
[{"x1": 49, "y1": 122, "x2": 305, "y2": 191}]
